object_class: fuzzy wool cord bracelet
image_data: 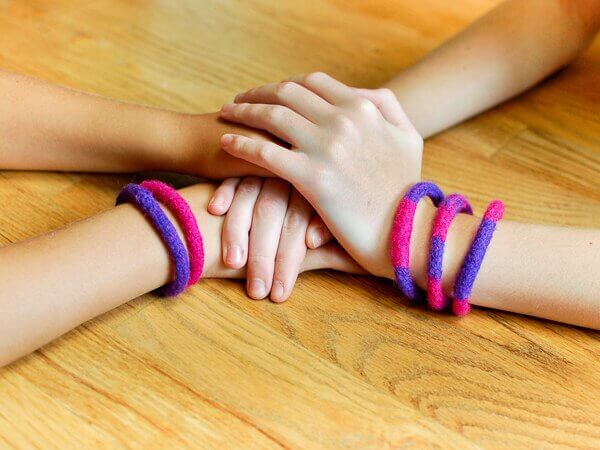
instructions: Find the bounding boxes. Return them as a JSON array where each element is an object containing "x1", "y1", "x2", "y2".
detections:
[
  {"x1": 391, "y1": 182, "x2": 504, "y2": 316},
  {"x1": 140, "y1": 180, "x2": 205, "y2": 286},
  {"x1": 390, "y1": 181, "x2": 445, "y2": 302},
  {"x1": 427, "y1": 193, "x2": 473, "y2": 311},
  {"x1": 116, "y1": 183, "x2": 191, "y2": 297},
  {"x1": 452, "y1": 200, "x2": 505, "y2": 316}
]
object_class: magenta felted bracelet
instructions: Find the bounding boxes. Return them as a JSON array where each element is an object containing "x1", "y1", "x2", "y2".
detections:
[
  {"x1": 116, "y1": 183, "x2": 190, "y2": 297},
  {"x1": 140, "y1": 180, "x2": 205, "y2": 286},
  {"x1": 427, "y1": 193, "x2": 473, "y2": 311},
  {"x1": 390, "y1": 181, "x2": 445, "y2": 302}
]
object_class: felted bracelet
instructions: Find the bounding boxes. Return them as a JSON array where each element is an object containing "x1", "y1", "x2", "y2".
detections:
[
  {"x1": 452, "y1": 200, "x2": 505, "y2": 316},
  {"x1": 391, "y1": 181, "x2": 445, "y2": 302},
  {"x1": 140, "y1": 180, "x2": 204, "y2": 286},
  {"x1": 427, "y1": 193, "x2": 473, "y2": 311},
  {"x1": 116, "y1": 183, "x2": 190, "y2": 297}
]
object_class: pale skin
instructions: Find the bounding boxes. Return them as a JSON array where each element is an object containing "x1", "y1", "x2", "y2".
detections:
[
  {"x1": 217, "y1": 72, "x2": 600, "y2": 330},
  {"x1": 0, "y1": 183, "x2": 361, "y2": 367},
  {"x1": 211, "y1": 0, "x2": 600, "y2": 302},
  {"x1": 0, "y1": 0, "x2": 599, "y2": 368},
  {"x1": 0, "y1": 70, "x2": 363, "y2": 367},
  {"x1": 0, "y1": 68, "x2": 271, "y2": 178}
]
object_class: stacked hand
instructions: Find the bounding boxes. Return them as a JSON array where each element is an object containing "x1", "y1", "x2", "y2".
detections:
[{"x1": 209, "y1": 73, "x2": 423, "y2": 300}]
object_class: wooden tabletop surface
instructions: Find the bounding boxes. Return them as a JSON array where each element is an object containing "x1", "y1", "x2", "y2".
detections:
[{"x1": 0, "y1": 0, "x2": 599, "y2": 448}]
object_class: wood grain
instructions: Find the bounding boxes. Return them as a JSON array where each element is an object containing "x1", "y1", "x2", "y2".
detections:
[{"x1": 0, "y1": 0, "x2": 598, "y2": 448}]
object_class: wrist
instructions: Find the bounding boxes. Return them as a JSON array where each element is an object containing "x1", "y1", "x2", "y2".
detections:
[
  {"x1": 164, "y1": 112, "x2": 273, "y2": 179},
  {"x1": 139, "y1": 111, "x2": 201, "y2": 174}
]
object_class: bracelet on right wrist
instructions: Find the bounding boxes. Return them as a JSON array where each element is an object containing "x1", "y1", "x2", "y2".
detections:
[{"x1": 390, "y1": 181, "x2": 504, "y2": 316}]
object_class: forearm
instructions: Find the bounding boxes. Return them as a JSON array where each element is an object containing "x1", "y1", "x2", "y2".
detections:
[
  {"x1": 407, "y1": 202, "x2": 600, "y2": 329},
  {"x1": 0, "y1": 183, "x2": 350, "y2": 367},
  {"x1": 0, "y1": 70, "x2": 270, "y2": 177},
  {"x1": 384, "y1": 0, "x2": 599, "y2": 138},
  {"x1": 0, "y1": 69, "x2": 177, "y2": 172}
]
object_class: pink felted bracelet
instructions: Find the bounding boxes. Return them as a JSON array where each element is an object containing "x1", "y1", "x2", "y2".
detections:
[
  {"x1": 427, "y1": 193, "x2": 473, "y2": 311},
  {"x1": 390, "y1": 181, "x2": 445, "y2": 302},
  {"x1": 140, "y1": 180, "x2": 204, "y2": 286}
]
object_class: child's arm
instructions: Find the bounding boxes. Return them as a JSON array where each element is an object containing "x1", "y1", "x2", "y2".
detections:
[
  {"x1": 217, "y1": 74, "x2": 600, "y2": 329},
  {"x1": 207, "y1": 0, "x2": 600, "y2": 295},
  {"x1": 0, "y1": 183, "x2": 361, "y2": 367},
  {"x1": 407, "y1": 202, "x2": 600, "y2": 329},
  {"x1": 0, "y1": 69, "x2": 272, "y2": 178},
  {"x1": 384, "y1": 0, "x2": 600, "y2": 137}
]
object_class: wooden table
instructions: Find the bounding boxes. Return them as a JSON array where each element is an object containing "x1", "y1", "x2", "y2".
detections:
[{"x1": 0, "y1": 1, "x2": 598, "y2": 448}]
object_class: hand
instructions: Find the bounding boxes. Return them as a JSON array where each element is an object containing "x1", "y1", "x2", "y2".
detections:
[
  {"x1": 304, "y1": 86, "x2": 403, "y2": 250},
  {"x1": 219, "y1": 72, "x2": 423, "y2": 277},
  {"x1": 207, "y1": 177, "x2": 323, "y2": 302},
  {"x1": 177, "y1": 184, "x2": 364, "y2": 283}
]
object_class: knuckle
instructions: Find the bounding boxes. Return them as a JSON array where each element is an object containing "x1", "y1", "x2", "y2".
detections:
[
  {"x1": 304, "y1": 71, "x2": 327, "y2": 85},
  {"x1": 282, "y1": 208, "x2": 307, "y2": 234},
  {"x1": 247, "y1": 253, "x2": 276, "y2": 264},
  {"x1": 254, "y1": 195, "x2": 286, "y2": 218},
  {"x1": 274, "y1": 253, "x2": 297, "y2": 267},
  {"x1": 330, "y1": 113, "x2": 356, "y2": 134},
  {"x1": 256, "y1": 143, "x2": 272, "y2": 164},
  {"x1": 236, "y1": 103, "x2": 250, "y2": 114},
  {"x1": 236, "y1": 177, "x2": 262, "y2": 196},
  {"x1": 264, "y1": 105, "x2": 283, "y2": 121},
  {"x1": 376, "y1": 88, "x2": 395, "y2": 103},
  {"x1": 274, "y1": 82, "x2": 296, "y2": 100},
  {"x1": 351, "y1": 97, "x2": 378, "y2": 115}
]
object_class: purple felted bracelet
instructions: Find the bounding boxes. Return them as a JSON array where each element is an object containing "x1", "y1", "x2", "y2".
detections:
[
  {"x1": 452, "y1": 200, "x2": 505, "y2": 316},
  {"x1": 390, "y1": 181, "x2": 445, "y2": 302},
  {"x1": 116, "y1": 183, "x2": 191, "y2": 297},
  {"x1": 427, "y1": 193, "x2": 473, "y2": 311},
  {"x1": 140, "y1": 180, "x2": 204, "y2": 286}
]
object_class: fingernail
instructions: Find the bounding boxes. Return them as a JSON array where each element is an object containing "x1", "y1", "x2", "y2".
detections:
[
  {"x1": 221, "y1": 103, "x2": 233, "y2": 112},
  {"x1": 234, "y1": 93, "x2": 242, "y2": 102},
  {"x1": 221, "y1": 134, "x2": 233, "y2": 145},
  {"x1": 310, "y1": 227, "x2": 325, "y2": 248},
  {"x1": 226, "y1": 245, "x2": 242, "y2": 266},
  {"x1": 248, "y1": 278, "x2": 266, "y2": 299},
  {"x1": 271, "y1": 280, "x2": 285, "y2": 302}
]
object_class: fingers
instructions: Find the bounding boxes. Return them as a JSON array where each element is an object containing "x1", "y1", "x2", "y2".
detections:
[
  {"x1": 221, "y1": 102, "x2": 316, "y2": 147},
  {"x1": 234, "y1": 82, "x2": 334, "y2": 123},
  {"x1": 352, "y1": 87, "x2": 413, "y2": 128},
  {"x1": 305, "y1": 215, "x2": 334, "y2": 249},
  {"x1": 286, "y1": 72, "x2": 354, "y2": 105},
  {"x1": 220, "y1": 134, "x2": 307, "y2": 184},
  {"x1": 270, "y1": 190, "x2": 313, "y2": 303},
  {"x1": 207, "y1": 177, "x2": 240, "y2": 215},
  {"x1": 222, "y1": 177, "x2": 263, "y2": 269},
  {"x1": 246, "y1": 178, "x2": 291, "y2": 299}
]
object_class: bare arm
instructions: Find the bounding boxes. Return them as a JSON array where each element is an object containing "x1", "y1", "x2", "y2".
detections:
[
  {"x1": 216, "y1": 73, "x2": 600, "y2": 329},
  {"x1": 0, "y1": 69, "x2": 271, "y2": 178},
  {"x1": 384, "y1": 0, "x2": 600, "y2": 137},
  {"x1": 409, "y1": 202, "x2": 600, "y2": 329},
  {"x1": 0, "y1": 183, "x2": 360, "y2": 367}
]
